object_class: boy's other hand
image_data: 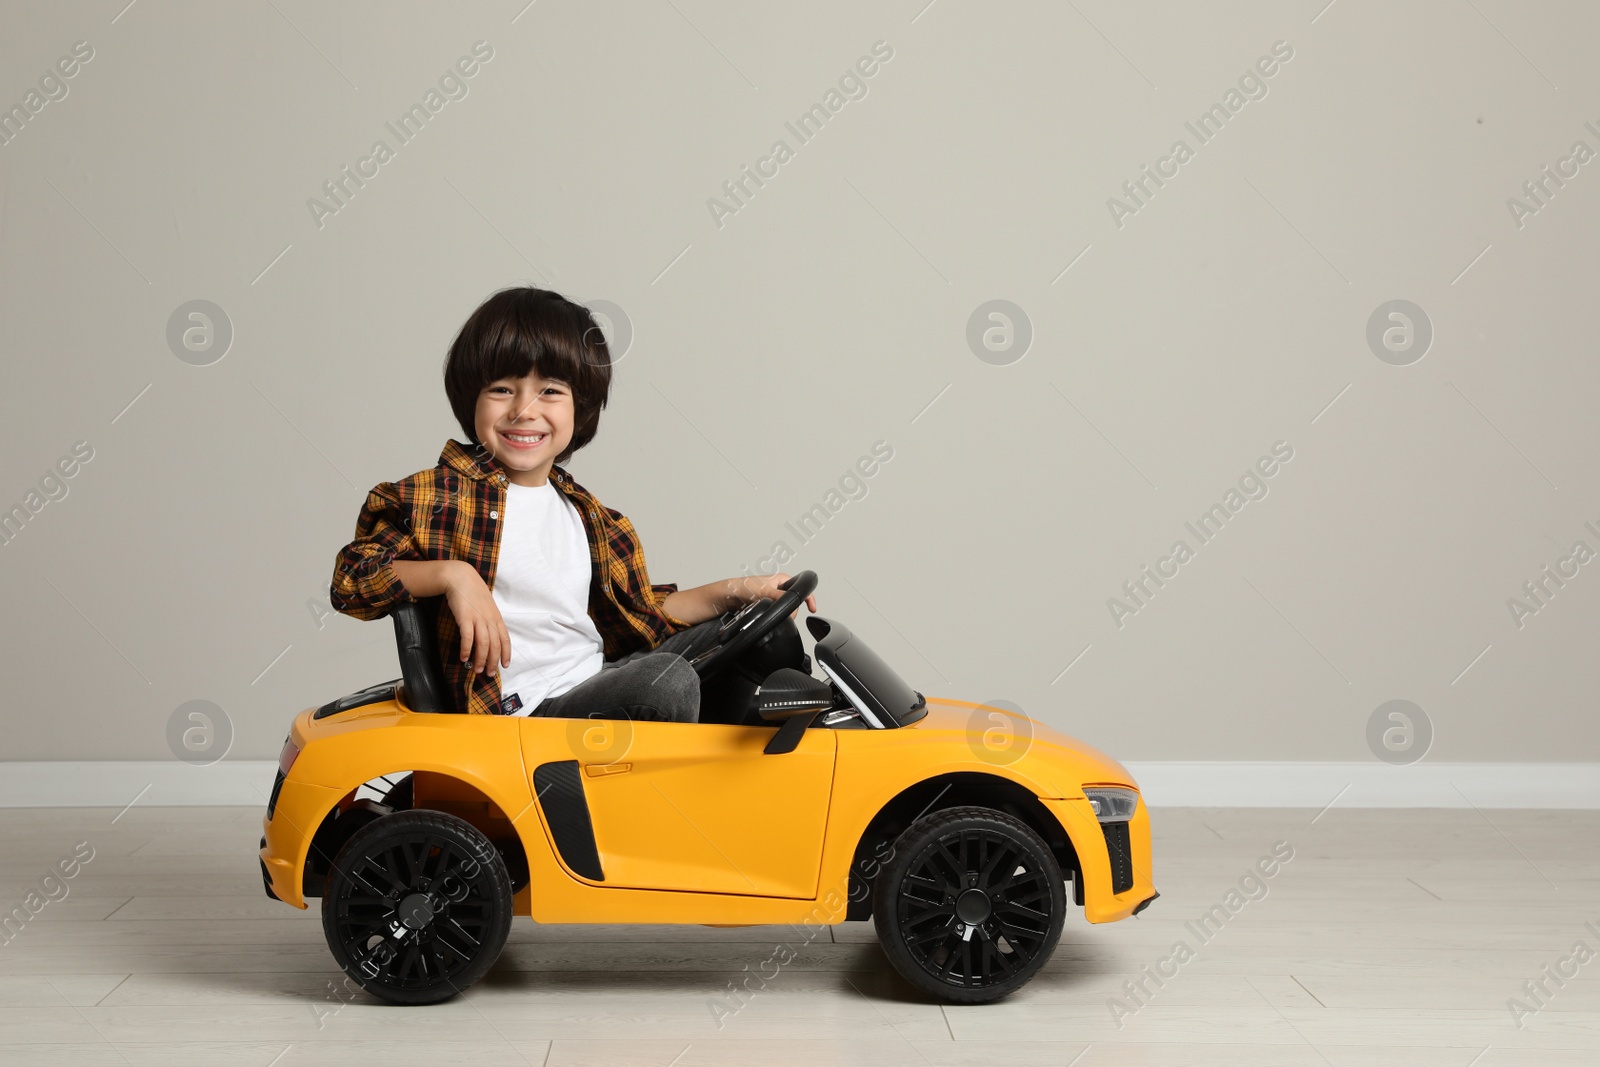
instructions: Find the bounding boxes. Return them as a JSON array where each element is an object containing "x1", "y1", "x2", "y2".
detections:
[
  {"x1": 738, "y1": 572, "x2": 818, "y2": 618},
  {"x1": 442, "y1": 561, "x2": 512, "y2": 675}
]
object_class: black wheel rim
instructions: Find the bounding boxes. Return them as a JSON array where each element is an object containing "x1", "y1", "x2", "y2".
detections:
[
  {"x1": 330, "y1": 830, "x2": 498, "y2": 994},
  {"x1": 895, "y1": 827, "x2": 1054, "y2": 988}
]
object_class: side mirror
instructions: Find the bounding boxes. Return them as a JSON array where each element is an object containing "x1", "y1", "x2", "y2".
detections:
[{"x1": 755, "y1": 668, "x2": 833, "y2": 754}]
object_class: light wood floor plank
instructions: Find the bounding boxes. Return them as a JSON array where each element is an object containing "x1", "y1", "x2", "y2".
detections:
[{"x1": 1, "y1": 805, "x2": 1595, "y2": 1064}]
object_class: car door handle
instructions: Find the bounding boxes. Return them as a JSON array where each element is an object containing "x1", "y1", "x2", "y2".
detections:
[{"x1": 583, "y1": 762, "x2": 632, "y2": 777}]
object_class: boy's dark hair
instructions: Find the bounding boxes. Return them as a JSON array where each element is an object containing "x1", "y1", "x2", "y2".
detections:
[{"x1": 443, "y1": 287, "x2": 612, "y2": 465}]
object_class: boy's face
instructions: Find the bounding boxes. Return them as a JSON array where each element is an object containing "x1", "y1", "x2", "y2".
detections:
[{"x1": 474, "y1": 372, "x2": 575, "y2": 486}]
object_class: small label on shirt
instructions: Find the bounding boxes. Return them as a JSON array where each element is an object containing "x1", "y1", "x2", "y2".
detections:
[{"x1": 500, "y1": 692, "x2": 523, "y2": 715}]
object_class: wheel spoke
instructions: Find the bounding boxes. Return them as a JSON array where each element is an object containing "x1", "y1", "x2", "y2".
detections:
[
  {"x1": 352, "y1": 852, "x2": 406, "y2": 897},
  {"x1": 424, "y1": 935, "x2": 450, "y2": 977},
  {"x1": 982, "y1": 932, "x2": 1019, "y2": 976},
  {"x1": 1002, "y1": 882, "x2": 1051, "y2": 906},
  {"x1": 396, "y1": 941, "x2": 420, "y2": 983},
  {"x1": 995, "y1": 898, "x2": 1050, "y2": 926},
  {"x1": 994, "y1": 914, "x2": 1047, "y2": 939},
  {"x1": 902, "y1": 908, "x2": 947, "y2": 934},
  {"x1": 440, "y1": 915, "x2": 484, "y2": 950},
  {"x1": 979, "y1": 845, "x2": 1022, "y2": 891},
  {"x1": 931, "y1": 841, "x2": 967, "y2": 893},
  {"x1": 906, "y1": 921, "x2": 957, "y2": 951},
  {"x1": 992, "y1": 930, "x2": 1035, "y2": 963},
  {"x1": 903, "y1": 896, "x2": 954, "y2": 918},
  {"x1": 935, "y1": 940, "x2": 962, "y2": 980},
  {"x1": 399, "y1": 839, "x2": 424, "y2": 886},
  {"x1": 423, "y1": 842, "x2": 449, "y2": 884},
  {"x1": 434, "y1": 927, "x2": 478, "y2": 966},
  {"x1": 993, "y1": 913, "x2": 1046, "y2": 946},
  {"x1": 431, "y1": 841, "x2": 462, "y2": 886},
  {"x1": 342, "y1": 932, "x2": 380, "y2": 961},
  {"x1": 336, "y1": 901, "x2": 388, "y2": 926},
  {"x1": 979, "y1": 940, "x2": 1004, "y2": 979}
]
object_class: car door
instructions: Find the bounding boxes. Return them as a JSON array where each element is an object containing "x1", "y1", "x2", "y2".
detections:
[{"x1": 520, "y1": 717, "x2": 838, "y2": 898}]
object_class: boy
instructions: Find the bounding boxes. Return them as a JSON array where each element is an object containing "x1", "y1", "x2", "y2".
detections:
[{"x1": 329, "y1": 286, "x2": 815, "y2": 721}]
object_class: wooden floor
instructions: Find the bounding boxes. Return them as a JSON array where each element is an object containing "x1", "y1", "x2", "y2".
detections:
[{"x1": 0, "y1": 804, "x2": 1595, "y2": 1065}]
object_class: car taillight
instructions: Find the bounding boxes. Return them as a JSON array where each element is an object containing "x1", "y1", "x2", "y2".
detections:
[{"x1": 278, "y1": 738, "x2": 301, "y2": 776}]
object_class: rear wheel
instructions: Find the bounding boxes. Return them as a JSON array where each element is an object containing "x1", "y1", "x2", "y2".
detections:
[
  {"x1": 321, "y1": 809, "x2": 512, "y2": 1004},
  {"x1": 873, "y1": 806, "x2": 1064, "y2": 1003}
]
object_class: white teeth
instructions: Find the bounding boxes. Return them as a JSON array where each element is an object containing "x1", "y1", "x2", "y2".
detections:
[{"x1": 504, "y1": 432, "x2": 545, "y2": 443}]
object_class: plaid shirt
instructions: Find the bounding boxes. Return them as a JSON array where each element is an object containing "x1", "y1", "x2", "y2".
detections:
[{"x1": 329, "y1": 438, "x2": 691, "y2": 715}]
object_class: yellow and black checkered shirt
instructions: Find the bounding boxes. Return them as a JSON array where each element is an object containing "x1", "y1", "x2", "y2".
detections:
[{"x1": 330, "y1": 439, "x2": 690, "y2": 715}]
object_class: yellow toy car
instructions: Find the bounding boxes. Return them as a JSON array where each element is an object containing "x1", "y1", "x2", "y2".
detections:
[{"x1": 260, "y1": 571, "x2": 1155, "y2": 1004}]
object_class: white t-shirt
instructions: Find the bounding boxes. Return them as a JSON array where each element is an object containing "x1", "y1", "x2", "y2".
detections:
[{"x1": 491, "y1": 479, "x2": 606, "y2": 715}]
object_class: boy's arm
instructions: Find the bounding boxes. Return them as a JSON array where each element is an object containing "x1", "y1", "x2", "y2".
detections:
[
  {"x1": 659, "y1": 575, "x2": 818, "y2": 626},
  {"x1": 391, "y1": 559, "x2": 511, "y2": 676},
  {"x1": 330, "y1": 477, "x2": 510, "y2": 675},
  {"x1": 650, "y1": 581, "x2": 692, "y2": 630},
  {"x1": 329, "y1": 481, "x2": 421, "y2": 620},
  {"x1": 658, "y1": 580, "x2": 742, "y2": 627},
  {"x1": 609, "y1": 507, "x2": 814, "y2": 629}
]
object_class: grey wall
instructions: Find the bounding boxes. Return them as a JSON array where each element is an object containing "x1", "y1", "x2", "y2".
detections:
[{"x1": 2, "y1": 1, "x2": 1596, "y2": 765}]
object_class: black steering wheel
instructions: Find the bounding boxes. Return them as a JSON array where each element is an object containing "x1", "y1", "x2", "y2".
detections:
[{"x1": 690, "y1": 571, "x2": 817, "y2": 679}]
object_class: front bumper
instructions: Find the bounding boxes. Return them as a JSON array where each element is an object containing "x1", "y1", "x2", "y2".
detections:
[{"x1": 1042, "y1": 796, "x2": 1157, "y2": 923}]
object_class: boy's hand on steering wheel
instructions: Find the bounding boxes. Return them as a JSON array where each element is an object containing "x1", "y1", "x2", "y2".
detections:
[
  {"x1": 442, "y1": 561, "x2": 511, "y2": 675},
  {"x1": 736, "y1": 572, "x2": 818, "y2": 618}
]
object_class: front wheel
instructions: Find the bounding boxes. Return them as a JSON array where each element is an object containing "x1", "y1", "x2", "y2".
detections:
[
  {"x1": 873, "y1": 806, "x2": 1065, "y2": 1003},
  {"x1": 321, "y1": 809, "x2": 512, "y2": 1004}
]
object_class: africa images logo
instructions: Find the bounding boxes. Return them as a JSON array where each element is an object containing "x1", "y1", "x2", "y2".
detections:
[
  {"x1": 706, "y1": 40, "x2": 894, "y2": 230},
  {"x1": 1107, "y1": 441, "x2": 1294, "y2": 629},
  {"x1": 1105, "y1": 40, "x2": 1295, "y2": 229},
  {"x1": 305, "y1": 41, "x2": 494, "y2": 230}
]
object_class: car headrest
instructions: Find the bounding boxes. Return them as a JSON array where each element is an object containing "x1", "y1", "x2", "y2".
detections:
[{"x1": 391, "y1": 598, "x2": 453, "y2": 713}]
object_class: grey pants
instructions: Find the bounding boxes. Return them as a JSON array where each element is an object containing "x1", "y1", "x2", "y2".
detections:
[{"x1": 528, "y1": 618, "x2": 724, "y2": 724}]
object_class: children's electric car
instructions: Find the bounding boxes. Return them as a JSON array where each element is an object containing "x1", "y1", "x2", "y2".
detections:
[{"x1": 260, "y1": 571, "x2": 1156, "y2": 1004}]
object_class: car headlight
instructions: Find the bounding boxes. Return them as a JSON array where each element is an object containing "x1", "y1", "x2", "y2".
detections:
[{"x1": 1083, "y1": 786, "x2": 1139, "y2": 823}]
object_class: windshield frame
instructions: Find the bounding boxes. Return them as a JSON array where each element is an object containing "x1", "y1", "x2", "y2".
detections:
[{"x1": 806, "y1": 616, "x2": 927, "y2": 728}]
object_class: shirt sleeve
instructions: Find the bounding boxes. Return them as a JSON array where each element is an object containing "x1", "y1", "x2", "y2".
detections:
[
  {"x1": 329, "y1": 481, "x2": 419, "y2": 620},
  {"x1": 650, "y1": 582, "x2": 693, "y2": 631}
]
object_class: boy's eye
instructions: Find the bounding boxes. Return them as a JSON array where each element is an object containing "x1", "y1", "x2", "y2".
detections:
[{"x1": 485, "y1": 382, "x2": 565, "y2": 398}]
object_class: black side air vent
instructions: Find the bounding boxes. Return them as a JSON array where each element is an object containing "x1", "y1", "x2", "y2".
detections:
[{"x1": 532, "y1": 761, "x2": 604, "y2": 882}]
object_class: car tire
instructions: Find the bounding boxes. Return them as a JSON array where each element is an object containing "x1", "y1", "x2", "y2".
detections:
[
  {"x1": 321, "y1": 809, "x2": 513, "y2": 1005},
  {"x1": 872, "y1": 805, "x2": 1065, "y2": 1004}
]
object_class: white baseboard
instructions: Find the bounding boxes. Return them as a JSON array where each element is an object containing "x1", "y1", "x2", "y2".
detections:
[
  {"x1": 0, "y1": 761, "x2": 280, "y2": 809},
  {"x1": 1122, "y1": 761, "x2": 1600, "y2": 809},
  {"x1": 0, "y1": 760, "x2": 1595, "y2": 809}
]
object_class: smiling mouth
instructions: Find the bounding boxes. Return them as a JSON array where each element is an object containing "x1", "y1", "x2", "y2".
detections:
[{"x1": 501, "y1": 430, "x2": 547, "y2": 448}]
